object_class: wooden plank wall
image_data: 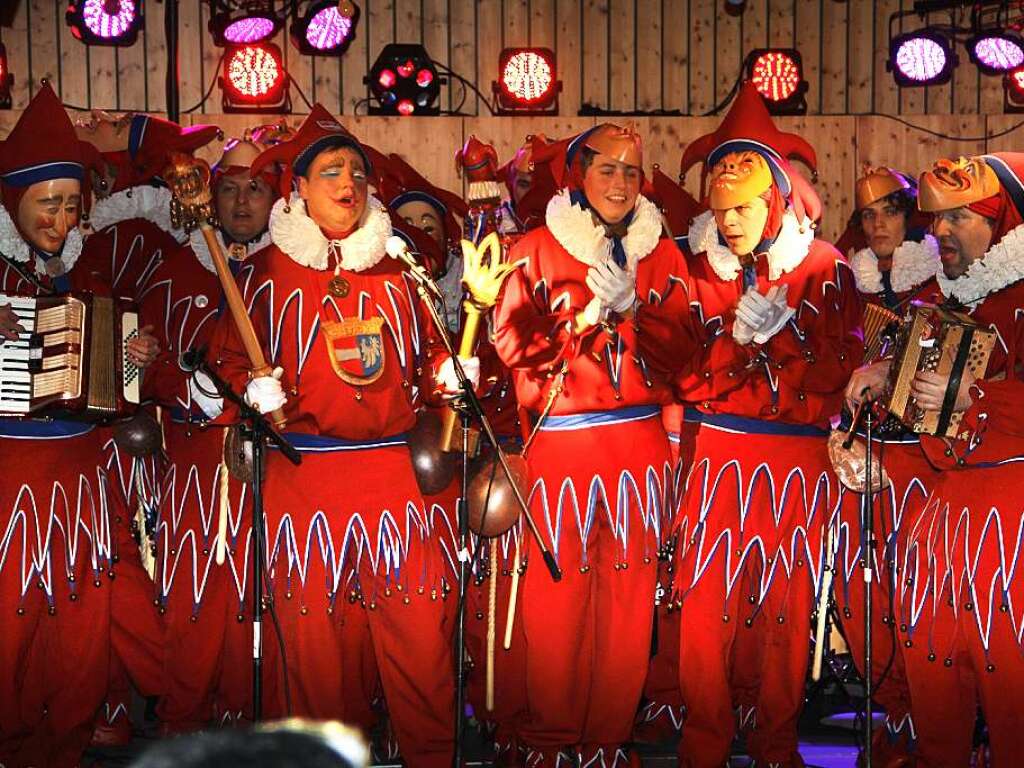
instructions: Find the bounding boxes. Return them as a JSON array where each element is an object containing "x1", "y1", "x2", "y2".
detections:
[
  {"x1": 3, "y1": 1, "x2": 1023, "y2": 243},
  {"x1": 8, "y1": 0, "x2": 1024, "y2": 118}
]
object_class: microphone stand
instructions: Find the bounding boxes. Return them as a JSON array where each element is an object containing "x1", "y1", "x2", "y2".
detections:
[
  {"x1": 862, "y1": 405, "x2": 876, "y2": 768},
  {"x1": 396, "y1": 258, "x2": 561, "y2": 768},
  {"x1": 185, "y1": 347, "x2": 301, "y2": 722}
]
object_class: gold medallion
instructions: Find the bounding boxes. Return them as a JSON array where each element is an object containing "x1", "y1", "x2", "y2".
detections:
[
  {"x1": 228, "y1": 242, "x2": 247, "y2": 261},
  {"x1": 327, "y1": 275, "x2": 350, "y2": 298}
]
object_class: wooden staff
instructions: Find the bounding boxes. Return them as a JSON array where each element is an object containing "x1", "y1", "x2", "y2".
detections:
[
  {"x1": 163, "y1": 152, "x2": 286, "y2": 429},
  {"x1": 440, "y1": 232, "x2": 517, "y2": 452}
]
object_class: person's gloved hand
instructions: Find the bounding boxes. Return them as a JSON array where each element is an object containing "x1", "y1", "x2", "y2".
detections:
[
  {"x1": 188, "y1": 369, "x2": 224, "y2": 419},
  {"x1": 244, "y1": 367, "x2": 287, "y2": 414},
  {"x1": 752, "y1": 285, "x2": 795, "y2": 345},
  {"x1": 586, "y1": 260, "x2": 636, "y2": 314},
  {"x1": 437, "y1": 356, "x2": 481, "y2": 395}
]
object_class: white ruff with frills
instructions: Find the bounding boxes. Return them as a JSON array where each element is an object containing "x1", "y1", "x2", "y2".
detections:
[
  {"x1": 937, "y1": 221, "x2": 1024, "y2": 308},
  {"x1": 688, "y1": 208, "x2": 814, "y2": 282},
  {"x1": 0, "y1": 202, "x2": 83, "y2": 275},
  {"x1": 545, "y1": 189, "x2": 663, "y2": 272},
  {"x1": 189, "y1": 228, "x2": 273, "y2": 274},
  {"x1": 851, "y1": 235, "x2": 939, "y2": 295},
  {"x1": 86, "y1": 185, "x2": 188, "y2": 243},
  {"x1": 269, "y1": 193, "x2": 391, "y2": 272}
]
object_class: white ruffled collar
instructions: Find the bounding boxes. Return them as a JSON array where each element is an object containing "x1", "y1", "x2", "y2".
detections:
[
  {"x1": 0, "y1": 202, "x2": 83, "y2": 277},
  {"x1": 688, "y1": 208, "x2": 814, "y2": 282},
  {"x1": 84, "y1": 185, "x2": 188, "y2": 243},
  {"x1": 544, "y1": 189, "x2": 663, "y2": 272},
  {"x1": 938, "y1": 221, "x2": 1024, "y2": 309},
  {"x1": 189, "y1": 227, "x2": 273, "y2": 274},
  {"x1": 851, "y1": 235, "x2": 939, "y2": 295},
  {"x1": 268, "y1": 193, "x2": 391, "y2": 272}
]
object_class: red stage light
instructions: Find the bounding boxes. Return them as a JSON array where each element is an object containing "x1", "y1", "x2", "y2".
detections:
[
  {"x1": 744, "y1": 48, "x2": 807, "y2": 114},
  {"x1": 221, "y1": 43, "x2": 290, "y2": 113},
  {"x1": 416, "y1": 68, "x2": 433, "y2": 88},
  {"x1": 493, "y1": 47, "x2": 560, "y2": 114},
  {"x1": 397, "y1": 99, "x2": 415, "y2": 116},
  {"x1": 365, "y1": 43, "x2": 440, "y2": 115},
  {"x1": 0, "y1": 43, "x2": 11, "y2": 109},
  {"x1": 1004, "y1": 66, "x2": 1024, "y2": 112},
  {"x1": 378, "y1": 69, "x2": 396, "y2": 88}
]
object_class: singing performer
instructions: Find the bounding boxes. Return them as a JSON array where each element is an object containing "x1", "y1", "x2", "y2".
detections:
[
  {"x1": 204, "y1": 104, "x2": 462, "y2": 767},
  {"x1": 848, "y1": 152, "x2": 1024, "y2": 767},
  {"x1": 668, "y1": 83, "x2": 862, "y2": 768},
  {"x1": 74, "y1": 109, "x2": 219, "y2": 745},
  {"x1": 493, "y1": 123, "x2": 693, "y2": 766}
]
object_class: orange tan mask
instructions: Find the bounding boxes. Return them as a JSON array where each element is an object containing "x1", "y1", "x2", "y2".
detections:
[
  {"x1": 708, "y1": 150, "x2": 773, "y2": 210},
  {"x1": 918, "y1": 156, "x2": 1001, "y2": 213}
]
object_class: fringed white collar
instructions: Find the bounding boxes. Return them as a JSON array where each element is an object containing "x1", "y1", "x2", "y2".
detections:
[
  {"x1": 544, "y1": 189, "x2": 663, "y2": 272},
  {"x1": 189, "y1": 227, "x2": 273, "y2": 274},
  {"x1": 688, "y1": 208, "x2": 814, "y2": 282},
  {"x1": 851, "y1": 235, "x2": 939, "y2": 295},
  {"x1": 269, "y1": 193, "x2": 391, "y2": 272},
  {"x1": 85, "y1": 185, "x2": 188, "y2": 243},
  {"x1": 0, "y1": 202, "x2": 83, "y2": 277},
  {"x1": 938, "y1": 221, "x2": 1024, "y2": 309}
]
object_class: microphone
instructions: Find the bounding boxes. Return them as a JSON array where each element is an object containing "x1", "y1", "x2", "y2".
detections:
[
  {"x1": 181, "y1": 346, "x2": 206, "y2": 373},
  {"x1": 385, "y1": 235, "x2": 443, "y2": 299}
]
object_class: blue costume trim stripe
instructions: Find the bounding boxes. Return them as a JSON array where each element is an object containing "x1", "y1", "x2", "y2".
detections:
[
  {"x1": 0, "y1": 418, "x2": 95, "y2": 439},
  {"x1": 540, "y1": 404, "x2": 660, "y2": 431},
  {"x1": 272, "y1": 431, "x2": 409, "y2": 452},
  {"x1": 684, "y1": 407, "x2": 828, "y2": 437}
]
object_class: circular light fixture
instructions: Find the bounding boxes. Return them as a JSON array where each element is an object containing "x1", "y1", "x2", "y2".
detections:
[
  {"x1": 366, "y1": 43, "x2": 441, "y2": 115},
  {"x1": 749, "y1": 50, "x2": 801, "y2": 102},
  {"x1": 227, "y1": 45, "x2": 282, "y2": 98},
  {"x1": 889, "y1": 31, "x2": 956, "y2": 86},
  {"x1": 290, "y1": 0, "x2": 359, "y2": 55},
  {"x1": 493, "y1": 47, "x2": 561, "y2": 114},
  {"x1": 211, "y1": 3, "x2": 283, "y2": 47},
  {"x1": 223, "y1": 16, "x2": 277, "y2": 44},
  {"x1": 969, "y1": 34, "x2": 1024, "y2": 75},
  {"x1": 67, "y1": 0, "x2": 143, "y2": 46}
]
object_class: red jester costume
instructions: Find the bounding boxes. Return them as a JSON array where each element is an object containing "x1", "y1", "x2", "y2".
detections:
[
  {"x1": 889, "y1": 153, "x2": 1024, "y2": 767},
  {"x1": 205, "y1": 105, "x2": 456, "y2": 767},
  {"x1": 137, "y1": 134, "x2": 281, "y2": 732},
  {"x1": 493, "y1": 123, "x2": 694, "y2": 767},
  {"x1": 669, "y1": 84, "x2": 862, "y2": 768},
  {"x1": 0, "y1": 85, "x2": 139, "y2": 768}
]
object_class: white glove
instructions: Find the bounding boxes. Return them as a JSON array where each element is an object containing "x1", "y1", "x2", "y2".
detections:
[
  {"x1": 732, "y1": 285, "x2": 794, "y2": 345},
  {"x1": 752, "y1": 285, "x2": 795, "y2": 345},
  {"x1": 437, "y1": 355, "x2": 481, "y2": 395},
  {"x1": 585, "y1": 261, "x2": 636, "y2": 314},
  {"x1": 244, "y1": 367, "x2": 287, "y2": 414},
  {"x1": 188, "y1": 369, "x2": 224, "y2": 419}
]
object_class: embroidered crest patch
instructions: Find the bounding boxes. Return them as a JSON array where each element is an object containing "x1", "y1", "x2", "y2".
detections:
[{"x1": 322, "y1": 317, "x2": 386, "y2": 385}]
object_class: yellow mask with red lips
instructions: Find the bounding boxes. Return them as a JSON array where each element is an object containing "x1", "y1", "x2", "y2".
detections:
[
  {"x1": 708, "y1": 150, "x2": 773, "y2": 210},
  {"x1": 918, "y1": 157, "x2": 1001, "y2": 213}
]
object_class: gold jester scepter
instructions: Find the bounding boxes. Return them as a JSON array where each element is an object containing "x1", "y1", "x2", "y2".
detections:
[{"x1": 439, "y1": 231, "x2": 517, "y2": 453}]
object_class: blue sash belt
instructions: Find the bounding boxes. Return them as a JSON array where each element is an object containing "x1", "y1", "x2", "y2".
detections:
[
  {"x1": 684, "y1": 408, "x2": 828, "y2": 438},
  {"x1": 539, "y1": 405, "x2": 661, "y2": 432}
]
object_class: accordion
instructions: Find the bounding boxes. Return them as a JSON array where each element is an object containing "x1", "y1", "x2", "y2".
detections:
[
  {"x1": 885, "y1": 302, "x2": 996, "y2": 437},
  {"x1": 0, "y1": 292, "x2": 141, "y2": 419},
  {"x1": 862, "y1": 303, "x2": 901, "y2": 364}
]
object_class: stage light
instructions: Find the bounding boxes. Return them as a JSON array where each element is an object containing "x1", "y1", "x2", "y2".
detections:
[
  {"x1": 210, "y1": 1, "x2": 283, "y2": 46},
  {"x1": 744, "y1": 49, "x2": 807, "y2": 115},
  {"x1": 0, "y1": 43, "x2": 12, "y2": 109},
  {"x1": 968, "y1": 33, "x2": 1024, "y2": 75},
  {"x1": 220, "y1": 43, "x2": 291, "y2": 113},
  {"x1": 1003, "y1": 66, "x2": 1024, "y2": 112},
  {"x1": 66, "y1": 0, "x2": 143, "y2": 46},
  {"x1": 888, "y1": 30, "x2": 956, "y2": 87},
  {"x1": 290, "y1": 0, "x2": 359, "y2": 56},
  {"x1": 366, "y1": 44, "x2": 440, "y2": 116},
  {"x1": 493, "y1": 47, "x2": 560, "y2": 115}
]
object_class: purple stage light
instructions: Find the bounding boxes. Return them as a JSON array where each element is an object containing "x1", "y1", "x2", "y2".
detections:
[
  {"x1": 889, "y1": 31, "x2": 955, "y2": 86},
  {"x1": 895, "y1": 37, "x2": 946, "y2": 81},
  {"x1": 223, "y1": 15, "x2": 277, "y2": 44},
  {"x1": 305, "y1": 5, "x2": 355, "y2": 51},
  {"x1": 82, "y1": 0, "x2": 137, "y2": 40},
  {"x1": 970, "y1": 34, "x2": 1024, "y2": 74}
]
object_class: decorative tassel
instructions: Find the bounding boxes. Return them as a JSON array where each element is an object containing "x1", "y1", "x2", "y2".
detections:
[{"x1": 215, "y1": 430, "x2": 230, "y2": 566}]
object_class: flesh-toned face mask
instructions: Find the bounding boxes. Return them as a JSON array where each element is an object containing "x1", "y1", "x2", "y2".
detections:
[
  {"x1": 708, "y1": 150, "x2": 773, "y2": 210},
  {"x1": 918, "y1": 156, "x2": 1001, "y2": 213}
]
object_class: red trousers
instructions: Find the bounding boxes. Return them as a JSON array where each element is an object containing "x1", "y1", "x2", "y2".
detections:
[
  {"x1": 896, "y1": 465, "x2": 1024, "y2": 767},
  {"x1": 153, "y1": 423, "x2": 252, "y2": 730},
  {"x1": 0, "y1": 426, "x2": 114, "y2": 768},
  {"x1": 675, "y1": 420, "x2": 833, "y2": 768},
  {"x1": 830, "y1": 438, "x2": 934, "y2": 755},
  {"x1": 519, "y1": 409, "x2": 671, "y2": 764},
  {"x1": 258, "y1": 441, "x2": 455, "y2": 768}
]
